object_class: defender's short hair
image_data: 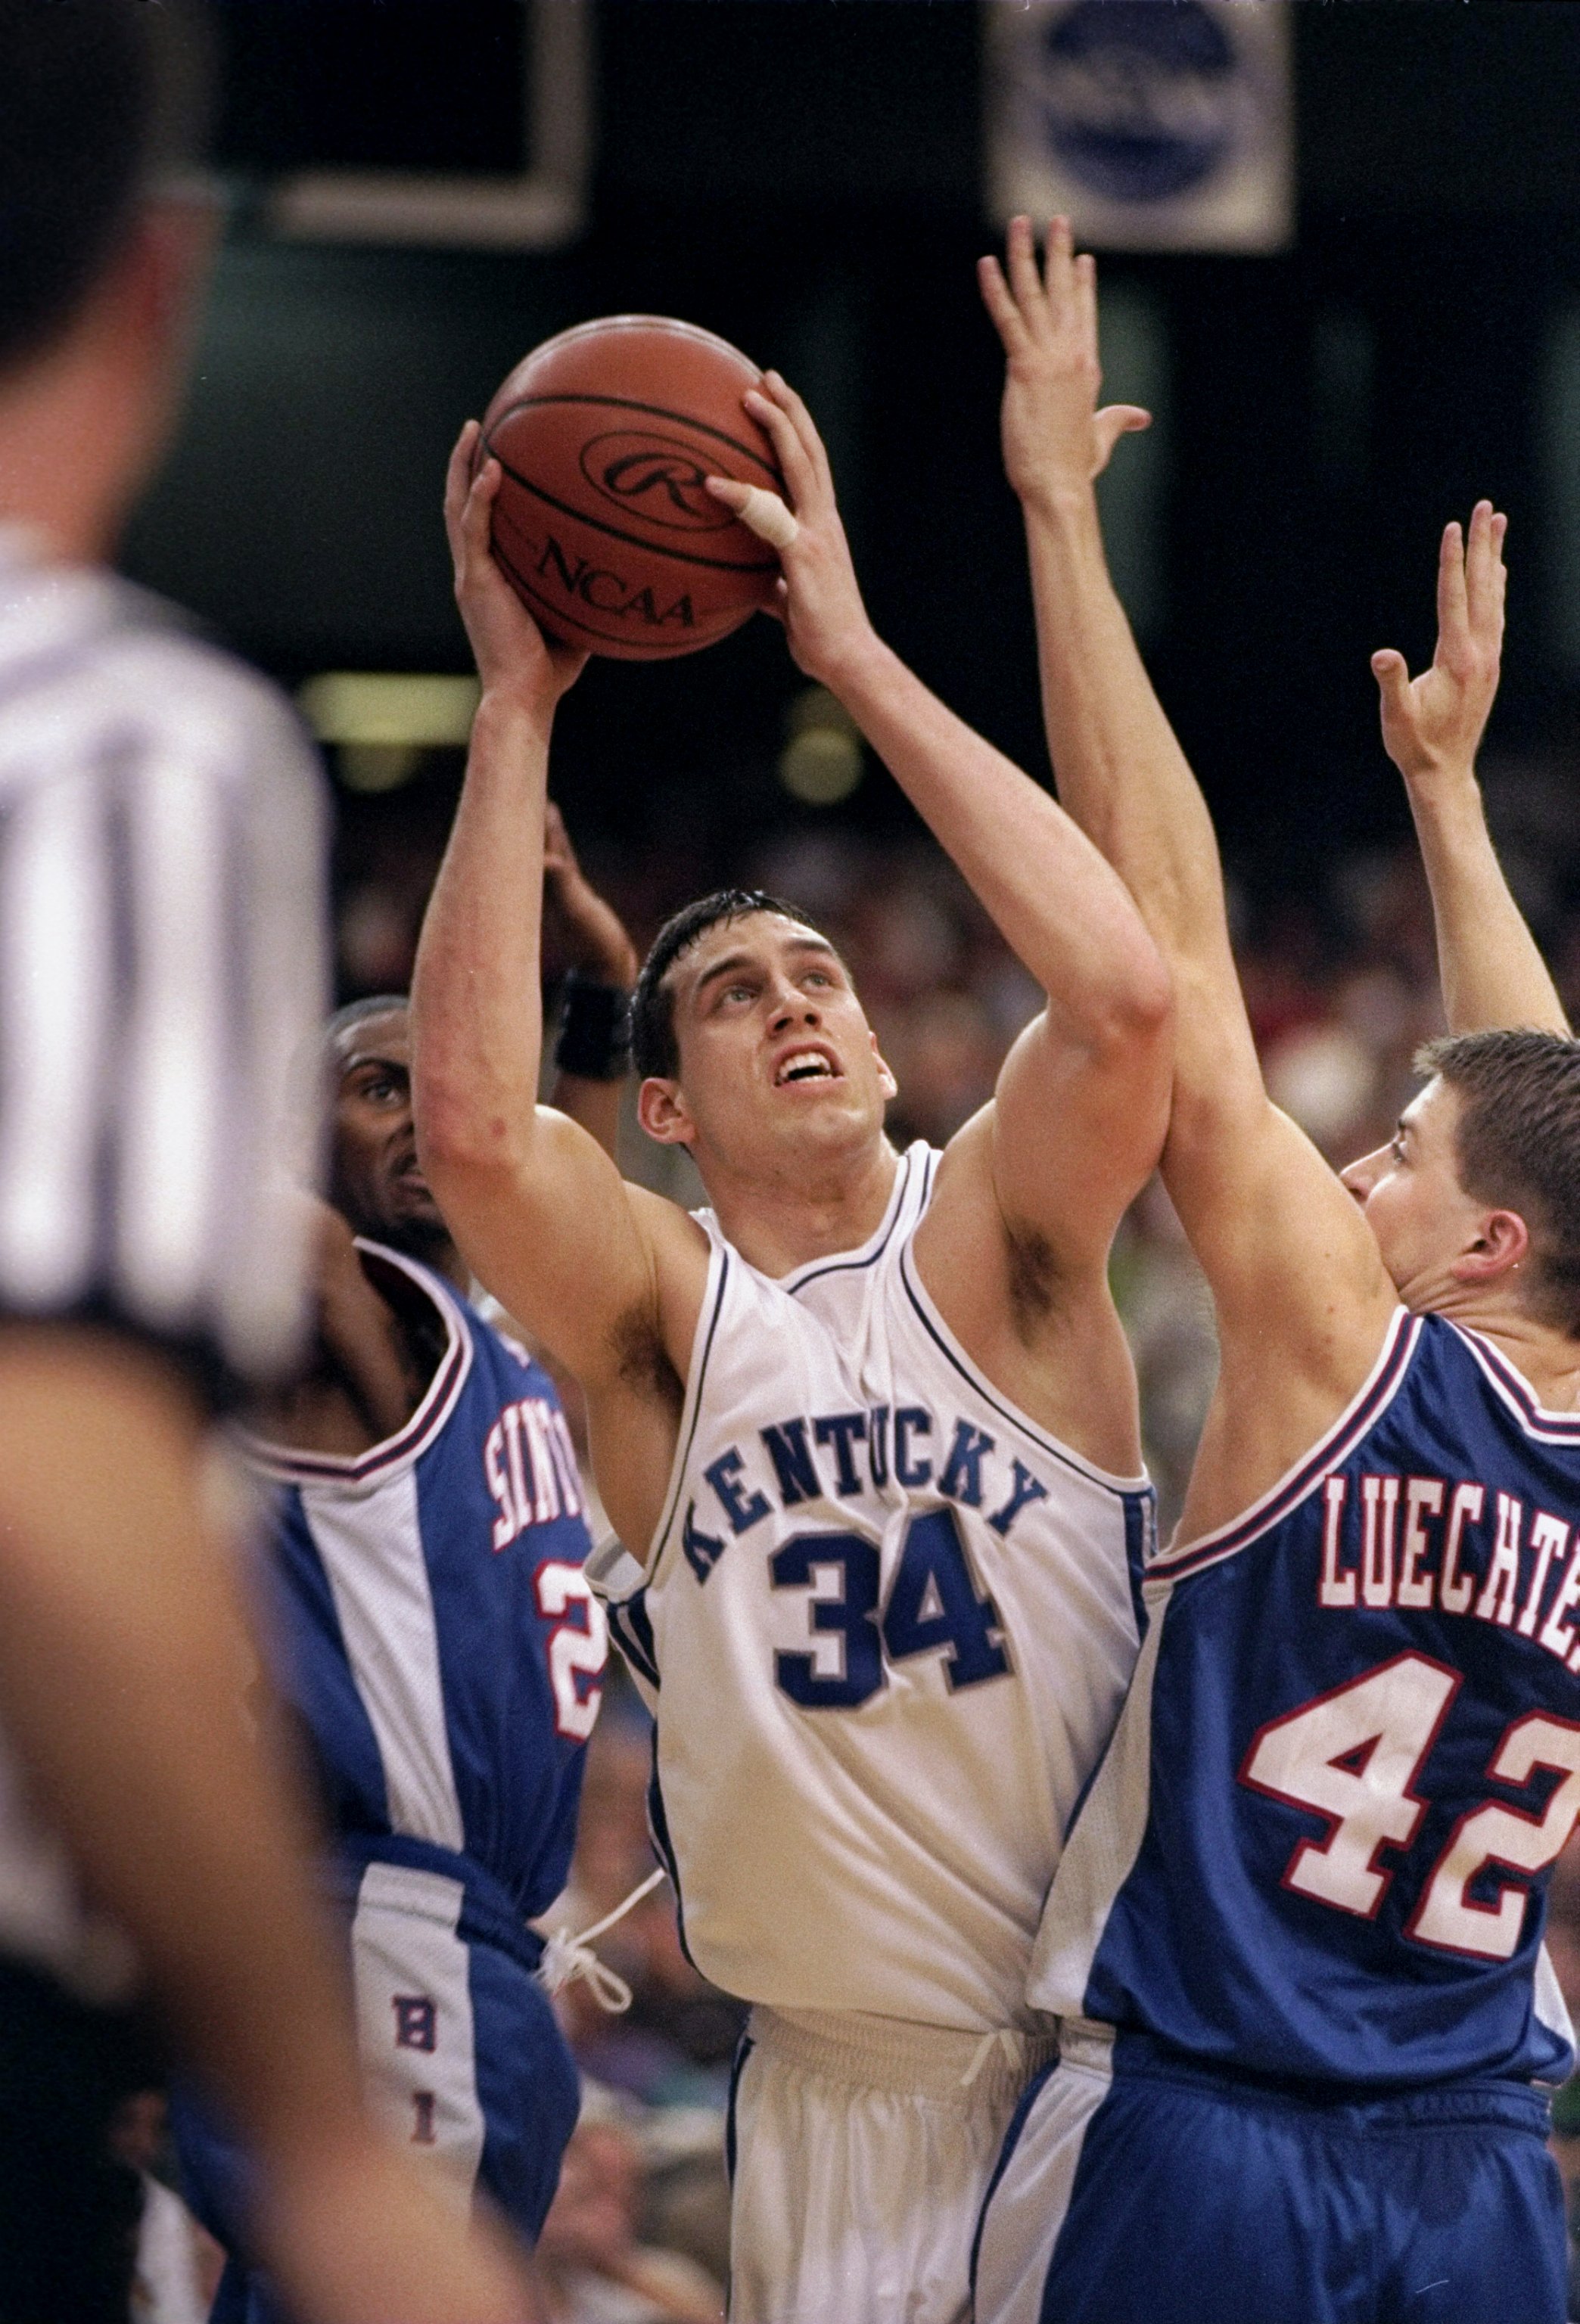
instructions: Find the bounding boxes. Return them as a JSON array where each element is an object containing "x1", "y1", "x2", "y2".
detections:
[
  {"x1": 0, "y1": 0, "x2": 211, "y2": 377},
  {"x1": 630, "y1": 890, "x2": 829, "y2": 1082},
  {"x1": 1417, "y1": 1027, "x2": 1580, "y2": 1336}
]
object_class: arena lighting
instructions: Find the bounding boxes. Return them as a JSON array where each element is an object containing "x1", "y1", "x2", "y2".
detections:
[
  {"x1": 779, "y1": 685, "x2": 863, "y2": 806},
  {"x1": 297, "y1": 672, "x2": 481, "y2": 792}
]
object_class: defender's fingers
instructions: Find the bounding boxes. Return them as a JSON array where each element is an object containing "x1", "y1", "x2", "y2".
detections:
[
  {"x1": 978, "y1": 254, "x2": 1031, "y2": 355},
  {"x1": 1004, "y1": 213, "x2": 1044, "y2": 323},
  {"x1": 1435, "y1": 519, "x2": 1469, "y2": 648},
  {"x1": 1040, "y1": 215, "x2": 1076, "y2": 332},
  {"x1": 1075, "y1": 250, "x2": 1099, "y2": 366},
  {"x1": 1371, "y1": 647, "x2": 1412, "y2": 721},
  {"x1": 1464, "y1": 500, "x2": 1501, "y2": 631},
  {"x1": 708, "y1": 477, "x2": 799, "y2": 548}
]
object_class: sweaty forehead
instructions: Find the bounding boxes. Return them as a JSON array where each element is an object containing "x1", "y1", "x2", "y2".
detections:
[{"x1": 674, "y1": 912, "x2": 835, "y2": 995}]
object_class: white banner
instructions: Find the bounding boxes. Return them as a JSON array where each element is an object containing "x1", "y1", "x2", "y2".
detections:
[{"x1": 986, "y1": 1, "x2": 1292, "y2": 254}]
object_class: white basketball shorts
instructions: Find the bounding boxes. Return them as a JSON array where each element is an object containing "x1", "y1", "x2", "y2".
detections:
[{"x1": 726, "y1": 2006, "x2": 1057, "y2": 2324}]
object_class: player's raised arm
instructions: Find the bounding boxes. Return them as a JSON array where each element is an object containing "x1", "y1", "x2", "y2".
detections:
[
  {"x1": 710, "y1": 377, "x2": 1172, "y2": 1269},
  {"x1": 412, "y1": 430, "x2": 701, "y2": 1407},
  {"x1": 979, "y1": 218, "x2": 1395, "y2": 1424},
  {"x1": 1373, "y1": 506, "x2": 1569, "y2": 1036}
]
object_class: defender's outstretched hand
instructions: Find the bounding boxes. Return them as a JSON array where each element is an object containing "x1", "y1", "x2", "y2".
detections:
[
  {"x1": 704, "y1": 372, "x2": 877, "y2": 688},
  {"x1": 978, "y1": 215, "x2": 1150, "y2": 504},
  {"x1": 446, "y1": 421, "x2": 588, "y2": 706},
  {"x1": 543, "y1": 800, "x2": 639, "y2": 986},
  {"x1": 1371, "y1": 501, "x2": 1507, "y2": 787}
]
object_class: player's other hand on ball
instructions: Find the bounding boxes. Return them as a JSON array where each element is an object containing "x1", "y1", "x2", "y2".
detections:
[
  {"x1": 446, "y1": 422, "x2": 588, "y2": 710},
  {"x1": 1372, "y1": 500, "x2": 1507, "y2": 788},
  {"x1": 978, "y1": 215, "x2": 1150, "y2": 505},
  {"x1": 703, "y1": 373, "x2": 879, "y2": 690}
]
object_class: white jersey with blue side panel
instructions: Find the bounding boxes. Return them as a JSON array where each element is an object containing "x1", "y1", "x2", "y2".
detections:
[
  {"x1": 243, "y1": 1241, "x2": 606, "y2": 1922},
  {"x1": 603, "y1": 1142, "x2": 1152, "y2": 2034},
  {"x1": 1031, "y1": 1308, "x2": 1580, "y2": 2088}
]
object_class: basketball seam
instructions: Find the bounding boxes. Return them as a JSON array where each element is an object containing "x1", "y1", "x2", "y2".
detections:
[
  {"x1": 489, "y1": 391, "x2": 781, "y2": 478},
  {"x1": 487, "y1": 458, "x2": 782, "y2": 576}
]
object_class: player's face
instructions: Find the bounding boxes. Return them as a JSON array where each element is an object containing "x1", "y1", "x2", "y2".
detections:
[
  {"x1": 1340, "y1": 1079, "x2": 1488, "y2": 1303},
  {"x1": 642, "y1": 913, "x2": 897, "y2": 1179},
  {"x1": 327, "y1": 1008, "x2": 448, "y2": 1251}
]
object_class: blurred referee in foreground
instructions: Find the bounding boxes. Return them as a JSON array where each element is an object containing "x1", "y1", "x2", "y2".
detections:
[{"x1": 0, "y1": 6, "x2": 537, "y2": 2319}]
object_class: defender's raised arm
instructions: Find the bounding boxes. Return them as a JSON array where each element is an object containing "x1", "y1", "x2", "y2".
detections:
[{"x1": 1372, "y1": 505, "x2": 1567, "y2": 1036}]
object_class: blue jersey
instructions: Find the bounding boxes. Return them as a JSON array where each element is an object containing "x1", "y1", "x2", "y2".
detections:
[
  {"x1": 1030, "y1": 1310, "x2": 1580, "y2": 2089},
  {"x1": 244, "y1": 1241, "x2": 605, "y2": 1921}
]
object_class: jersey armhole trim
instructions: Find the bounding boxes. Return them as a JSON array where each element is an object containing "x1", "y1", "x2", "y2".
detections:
[
  {"x1": 1448, "y1": 1322, "x2": 1580, "y2": 1443},
  {"x1": 897, "y1": 1236, "x2": 1150, "y2": 1497},
  {"x1": 1152, "y1": 1306, "x2": 1419, "y2": 1580},
  {"x1": 646, "y1": 1241, "x2": 731, "y2": 1578},
  {"x1": 238, "y1": 1241, "x2": 474, "y2": 1484}
]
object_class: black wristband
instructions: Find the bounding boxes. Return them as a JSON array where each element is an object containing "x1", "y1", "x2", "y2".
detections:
[{"x1": 553, "y1": 970, "x2": 632, "y2": 1081}]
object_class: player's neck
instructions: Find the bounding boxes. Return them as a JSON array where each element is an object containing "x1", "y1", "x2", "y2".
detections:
[
  {"x1": 701, "y1": 1137, "x2": 901, "y2": 1280},
  {"x1": 1433, "y1": 1291, "x2": 1580, "y2": 1412}
]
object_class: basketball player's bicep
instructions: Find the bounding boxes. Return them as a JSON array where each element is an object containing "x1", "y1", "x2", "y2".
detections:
[
  {"x1": 1165, "y1": 1096, "x2": 1395, "y2": 1375},
  {"x1": 430, "y1": 1106, "x2": 662, "y2": 1387},
  {"x1": 989, "y1": 1004, "x2": 1173, "y2": 1255}
]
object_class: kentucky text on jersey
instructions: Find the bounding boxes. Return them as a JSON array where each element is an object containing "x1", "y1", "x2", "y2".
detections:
[
  {"x1": 1031, "y1": 1309, "x2": 1580, "y2": 2088},
  {"x1": 680, "y1": 1406, "x2": 1053, "y2": 1582}
]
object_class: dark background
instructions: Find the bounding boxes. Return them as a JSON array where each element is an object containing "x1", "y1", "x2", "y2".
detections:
[{"x1": 122, "y1": 0, "x2": 1580, "y2": 911}]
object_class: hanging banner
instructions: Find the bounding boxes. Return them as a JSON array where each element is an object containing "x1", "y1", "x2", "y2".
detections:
[{"x1": 986, "y1": 0, "x2": 1293, "y2": 253}]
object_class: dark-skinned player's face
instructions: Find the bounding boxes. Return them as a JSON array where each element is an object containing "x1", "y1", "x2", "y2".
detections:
[{"x1": 326, "y1": 1008, "x2": 448, "y2": 1254}]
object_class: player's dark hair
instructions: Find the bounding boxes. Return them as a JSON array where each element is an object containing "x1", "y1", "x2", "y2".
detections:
[
  {"x1": 630, "y1": 890, "x2": 829, "y2": 1081},
  {"x1": 0, "y1": 0, "x2": 212, "y2": 377},
  {"x1": 1417, "y1": 1027, "x2": 1580, "y2": 1336}
]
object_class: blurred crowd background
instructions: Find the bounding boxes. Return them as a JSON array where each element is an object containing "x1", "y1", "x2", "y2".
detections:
[{"x1": 116, "y1": 4, "x2": 1580, "y2": 2314}]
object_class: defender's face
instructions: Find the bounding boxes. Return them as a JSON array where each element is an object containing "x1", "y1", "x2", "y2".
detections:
[
  {"x1": 647, "y1": 913, "x2": 896, "y2": 1171},
  {"x1": 1340, "y1": 1077, "x2": 1485, "y2": 1301},
  {"x1": 327, "y1": 1008, "x2": 446, "y2": 1247}
]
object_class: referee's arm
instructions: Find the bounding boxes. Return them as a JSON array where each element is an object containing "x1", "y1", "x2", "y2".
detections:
[{"x1": 0, "y1": 691, "x2": 539, "y2": 2324}]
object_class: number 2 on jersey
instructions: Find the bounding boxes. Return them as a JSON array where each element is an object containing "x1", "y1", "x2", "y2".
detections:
[
  {"x1": 1239, "y1": 1650, "x2": 1580, "y2": 1960},
  {"x1": 770, "y1": 1508, "x2": 1010, "y2": 1709}
]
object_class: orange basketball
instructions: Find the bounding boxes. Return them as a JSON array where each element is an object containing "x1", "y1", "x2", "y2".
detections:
[{"x1": 476, "y1": 315, "x2": 786, "y2": 662}]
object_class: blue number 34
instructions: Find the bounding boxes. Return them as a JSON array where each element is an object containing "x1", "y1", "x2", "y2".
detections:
[{"x1": 770, "y1": 1508, "x2": 1011, "y2": 1708}]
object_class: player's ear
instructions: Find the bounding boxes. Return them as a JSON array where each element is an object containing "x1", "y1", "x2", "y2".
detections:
[
  {"x1": 637, "y1": 1076, "x2": 696, "y2": 1149},
  {"x1": 869, "y1": 1028, "x2": 898, "y2": 1105},
  {"x1": 1451, "y1": 1206, "x2": 1531, "y2": 1286}
]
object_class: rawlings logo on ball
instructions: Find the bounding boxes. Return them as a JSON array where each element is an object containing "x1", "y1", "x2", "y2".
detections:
[{"x1": 579, "y1": 431, "x2": 737, "y2": 532}]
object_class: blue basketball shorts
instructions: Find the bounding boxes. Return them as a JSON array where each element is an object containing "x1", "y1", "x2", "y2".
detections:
[
  {"x1": 972, "y1": 2024, "x2": 1566, "y2": 2324},
  {"x1": 174, "y1": 1841, "x2": 580, "y2": 2324}
]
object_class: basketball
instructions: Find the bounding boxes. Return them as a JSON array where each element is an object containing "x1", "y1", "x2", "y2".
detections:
[{"x1": 476, "y1": 315, "x2": 786, "y2": 662}]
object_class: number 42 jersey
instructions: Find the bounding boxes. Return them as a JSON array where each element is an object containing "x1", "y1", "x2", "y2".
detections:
[
  {"x1": 1034, "y1": 1308, "x2": 1580, "y2": 2089},
  {"x1": 602, "y1": 1142, "x2": 1153, "y2": 2035}
]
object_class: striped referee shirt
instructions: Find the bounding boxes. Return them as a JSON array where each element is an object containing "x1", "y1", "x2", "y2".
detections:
[
  {"x1": 0, "y1": 531, "x2": 329, "y2": 1400},
  {"x1": 0, "y1": 532, "x2": 331, "y2": 1992}
]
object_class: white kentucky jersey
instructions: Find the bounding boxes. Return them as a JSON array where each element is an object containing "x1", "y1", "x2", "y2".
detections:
[{"x1": 602, "y1": 1142, "x2": 1153, "y2": 2033}]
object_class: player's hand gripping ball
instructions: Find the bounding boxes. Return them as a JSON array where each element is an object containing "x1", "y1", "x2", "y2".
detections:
[{"x1": 476, "y1": 315, "x2": 787, "y2": 661}]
